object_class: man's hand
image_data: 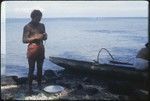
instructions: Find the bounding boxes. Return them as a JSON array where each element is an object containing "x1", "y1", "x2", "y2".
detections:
[
  {"x1": 33, "y1": 34, "x2": 44, "y2": 40},
  {"x1": 28, "y1": 34, "x2": 44, "y2": 42},
  {"x1": 43, "y1": 33, "x2": 47, "y2": 40}
]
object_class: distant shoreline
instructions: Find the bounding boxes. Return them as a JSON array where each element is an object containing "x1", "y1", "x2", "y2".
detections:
[{"x1": 6, "y1": 17, "x2": 148, "y2": 20}]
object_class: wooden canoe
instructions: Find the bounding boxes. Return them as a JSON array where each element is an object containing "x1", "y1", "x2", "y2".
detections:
[{"x1": 49, "y1": 56, "x2": 148, "y2": 81}]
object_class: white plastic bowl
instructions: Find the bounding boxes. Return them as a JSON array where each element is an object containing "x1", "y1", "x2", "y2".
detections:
[{"x1": 44, "y1": 85, "x2": 65, "y2": 93}]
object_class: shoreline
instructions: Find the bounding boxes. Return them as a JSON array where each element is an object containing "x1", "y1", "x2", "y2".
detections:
[{"x1": 1, "y1": 69, "x2": 148, "y2": 100}]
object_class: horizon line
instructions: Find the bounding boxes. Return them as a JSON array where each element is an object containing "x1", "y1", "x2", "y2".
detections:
[{"x1": 5, "y1": 16, "x2": 148, "y2": 19}]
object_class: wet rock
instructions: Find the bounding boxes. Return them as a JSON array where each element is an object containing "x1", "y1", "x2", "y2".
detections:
[
  {"x1": 119, "y1": 95, "x2": 129, "y2": 100},
  {"x1": 44, "y1": 70, "x2": 56, "y2": 78},
  {"x1": 1, "y1": 93, "x2": 14, "y2": 100},
  {"x1": 1, "y1": 76, "x2": 18, "y2": 86},
  {"x1": 138, "y1": 89, "x2": 149, "y2": 95},
  {"x1": 17, "y1": 77, "x2": 28, "y2": 85},
  {"x1": 61, "y1": 83, "x2": 71, "y2": 89},
  {"x1": 129, "y1": 89, "x2": 149, "y2": 100},
  {"x1": 56, "y1": 70, "x2": 65, "y2": 76},
  {"x1": 76, "y1": 84, "x2": 83, "y2": 90},
  {"x1": 53, "y1": 80, "x2": 67, "y2": 87},
  {"x1": 55, "y1": 81, "x2": 71, "y2": 89},
  {"x1": 83, "y1": 77, "x2": 91, "y2": 82},
  {"x1": 44, "y1": 70, "x2": 58, "y2": 83},
  {"x1": 107, "y1": 81, "x2": 134, "y2": 95},
  {"x1": 1, "y1": 85, "x2": 19, "y2": 100},
  {"x1": 83, "y1": 87, "x2": 99, "y2": 95}
]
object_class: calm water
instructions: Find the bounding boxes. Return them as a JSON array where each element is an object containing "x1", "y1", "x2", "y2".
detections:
[{"x1": 4, "y1": 17, "x2": 148, "y2": 77}]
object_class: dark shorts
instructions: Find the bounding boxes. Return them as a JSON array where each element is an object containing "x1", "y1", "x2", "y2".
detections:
[{"x1": 27, "y1": 43, "x2": 45, "y2": 60}]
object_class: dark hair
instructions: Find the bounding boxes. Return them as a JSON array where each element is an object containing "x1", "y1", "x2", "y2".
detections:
[
  {"x1": 30, "y1": 10, "x2": 42, "y2": 19},
  {"x1": 145, "y1": 42, "x2": 149, "y2": 48}
]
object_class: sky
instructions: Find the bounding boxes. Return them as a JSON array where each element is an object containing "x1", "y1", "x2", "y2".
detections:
[{"x1": 1, "y1": 1, "x2": 148, "y2": 18}]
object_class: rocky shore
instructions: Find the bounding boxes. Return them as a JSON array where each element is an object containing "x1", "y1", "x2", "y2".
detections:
[{"x1": 1, "y1": 69, "x2": 149, "y2": 100}]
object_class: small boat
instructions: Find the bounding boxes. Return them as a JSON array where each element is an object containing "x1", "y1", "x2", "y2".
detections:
[
  {"x1": 49, "y1": 48, "x2": 148, "y2": 81},
  {"x1": 49, "y1": 56, "x2": 148, "y2": 81}
]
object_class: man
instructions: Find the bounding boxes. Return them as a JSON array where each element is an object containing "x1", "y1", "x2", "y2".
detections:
[
  {"x1": 136, "y1": 43, "x2": 150, "y2": 61},
  {"x1": 134, "y1": 42, "x2": 149, "y2": 70},
  {"x1": 22, "y1": 10, "x2": 47, "y2": 94}
]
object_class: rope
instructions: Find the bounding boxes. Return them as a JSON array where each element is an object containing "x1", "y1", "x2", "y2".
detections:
[
  {"x1": 96, "y1": 48, "x2": 114, "y2": 64},
  {"x1": 95, "y1": 48, "x2": 133, "y2": 65}
]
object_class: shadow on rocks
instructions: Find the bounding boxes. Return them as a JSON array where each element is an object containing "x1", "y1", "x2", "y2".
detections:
[{"x1": 44, "y1": 70, "x2": 58, "y2": 83}]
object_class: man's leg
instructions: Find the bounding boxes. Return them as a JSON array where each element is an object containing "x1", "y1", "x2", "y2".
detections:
[
  {"x1": 37, "y1": 59, "x2": 44, "y2": 89},
  {"x1": 28, "y1": 58, "x2": 35, "y2": 94}
]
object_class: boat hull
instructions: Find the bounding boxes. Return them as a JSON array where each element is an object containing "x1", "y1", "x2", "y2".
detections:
[{"x1": 49, "y1": 56, "x2": 148, "y2": 81}]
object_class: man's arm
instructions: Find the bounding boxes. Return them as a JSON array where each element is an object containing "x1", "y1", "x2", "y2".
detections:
[
  {"x1": 23, "y1": 25, "x2": 36, "y2": 43},
  {"x1": 42, "y1": 24, "x2": 47, "y2": 40}
]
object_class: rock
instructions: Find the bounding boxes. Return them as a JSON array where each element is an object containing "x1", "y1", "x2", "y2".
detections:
[
  {"x1": 55, "y1": 81, "x2": 71, "y2": 89},
  {"x1": 107, "y1": 81, "x2": 134, "y2": 95},
  {"x1": 119, "y1": 95, "x2": 129, "y2": 100},
  {"x1": 138, "y1": 89, "x2": 149, "y2": 95},
  {"x1": 83, "y1": 77, "x2": 91, "y2": 82},
  {"x1": 129, "y1": 89, "x2": 149, "y2": 100},
  {"x1": 1, "y1": 93, "x2": 14, "y2": 100},
  {"x1": 44, "y1": 70, "x2": 56, "y2": 78},
  {"x1": 1, "y1": 76, "x2": 18, "y2": 86},
  {"x1": 44, "y1": 70, "x2": 57, "y2": 83},
  {"x1": 1, "y1": 85, "x2": 18, "y2": 100},
  {"x1": 76, "y1": 84, "x2": 83, "y2": 90},
  {"x1": 17, "y1": 77, "x2": 28, "y2": 85},
  {"x1": 83, "y1": 87, "x2": 99, "y2": 95},
  {"x1": 56, "y1": 70, "x2": 65, "y2": 76}
]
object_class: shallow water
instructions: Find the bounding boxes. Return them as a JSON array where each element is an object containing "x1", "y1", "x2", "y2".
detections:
[{"x1": 4, "y1": 17, "x2": 148, "y2": 77}]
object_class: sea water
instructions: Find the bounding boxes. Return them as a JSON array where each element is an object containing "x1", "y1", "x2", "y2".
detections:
[{"x1": 4, "y1": 17, "x2": 148, "y2": 77}]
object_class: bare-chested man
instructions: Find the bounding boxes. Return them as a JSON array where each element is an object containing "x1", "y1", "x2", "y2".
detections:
[{"x1": 23, "y1": 10, "x2": 47, "y2": 94}]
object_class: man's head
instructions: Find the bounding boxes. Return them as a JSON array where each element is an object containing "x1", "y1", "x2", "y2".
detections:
[{"x1": 31, "y1": 10, "x2": 42, "y2": 22}]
